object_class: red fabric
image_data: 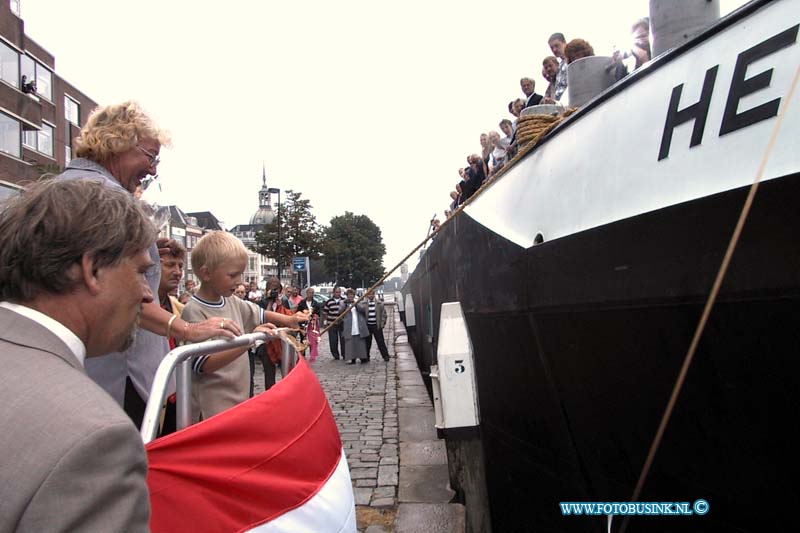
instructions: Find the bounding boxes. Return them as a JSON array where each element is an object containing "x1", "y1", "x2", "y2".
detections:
[
  {"x1": 145, "y1": 358, "x2": 342, "y2": 532},
  {"x1": 266, "y1": 304, "x2": 294, "y2": 364}
]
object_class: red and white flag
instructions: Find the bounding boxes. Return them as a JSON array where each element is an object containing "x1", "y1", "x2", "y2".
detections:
[{"x1": 146, "y1": 357, "x2": 357, "y2": 532}]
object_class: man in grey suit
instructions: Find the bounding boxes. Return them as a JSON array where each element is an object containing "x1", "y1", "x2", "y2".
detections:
[{"x1": 0, "y1": 179, "x2": 156, "y2": 532}]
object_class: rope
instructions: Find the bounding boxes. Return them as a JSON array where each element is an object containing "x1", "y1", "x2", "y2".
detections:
[
  {"x1": 320, "y1": 107, "x2": 577, "y2": 335},
  {"x1": 619, "y1": 63, "x2": 800, "y2": 533},
  {"x1": 489, "y1": 108, "x2": 579, "y2": 176},
  {"x1": 515, "y1": 113, "x2": 560, "y2": 145}
]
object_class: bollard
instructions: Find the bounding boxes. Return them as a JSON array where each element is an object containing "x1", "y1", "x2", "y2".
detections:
[
  {"x1": 650, "y1": 0, "x2": 720, "y2": 57},
  {"x1": 566, "y1": 56, "x2": 618, "y2": 108},
  {"x1": 520, "y1": 104, "x2": 565, "y2": 117}
]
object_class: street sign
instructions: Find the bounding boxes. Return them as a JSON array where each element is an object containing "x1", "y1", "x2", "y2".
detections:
[{"x1": 292, "y1": 257, "x2": 307, "y2": 271}]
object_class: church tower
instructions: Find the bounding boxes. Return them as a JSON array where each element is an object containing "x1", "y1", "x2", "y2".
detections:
[{"x1": 249, "y1": 164, "x2": 274, "y2": 227}]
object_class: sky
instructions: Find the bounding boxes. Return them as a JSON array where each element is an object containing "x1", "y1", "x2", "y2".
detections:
[{"x1": 18, "y1": 0, "x2": 744, "y2": 274}]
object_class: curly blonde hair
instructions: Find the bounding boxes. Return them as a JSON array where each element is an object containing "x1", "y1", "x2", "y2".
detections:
[{"x1": 74, "y1": 101, "x2": 172, "y2": 162}]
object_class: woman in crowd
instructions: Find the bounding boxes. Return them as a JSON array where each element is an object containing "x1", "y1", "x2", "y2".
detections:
[
  {"x1": 461, "y1": 154, "x2": 487, "y2": 202},
  {"x1": 341, "y1": 289, "x2": 370, "y2": 364},
  {"x1": 488, "y1": 131, "x2": 509, "y2": 173},
  {"x1": 479, "y1": 133, "x2": 492, "y2": 170},
  {"x1": 254, "y1": 277, "x2": 292, "y2": 390}
]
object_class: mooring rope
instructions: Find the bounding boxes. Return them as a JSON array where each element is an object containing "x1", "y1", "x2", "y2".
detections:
[{"x1": 618, "y1": 63, "x2": 800, "y2": 533}]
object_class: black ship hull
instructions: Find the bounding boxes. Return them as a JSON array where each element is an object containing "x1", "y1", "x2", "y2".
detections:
[{"x1": 404, "y1": 172, "x2": 800, "y2": 531}]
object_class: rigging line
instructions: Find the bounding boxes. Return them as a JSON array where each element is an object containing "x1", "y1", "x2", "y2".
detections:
[
  {"x1": 619, "y1": 63, "x2": 800, "y2": 533},
  {"x1": 319, "y1": 108, "x2": 573, "y2": 335},
  {"x1": 319, "y1": 146, "x2": 509, "y2": 336}
]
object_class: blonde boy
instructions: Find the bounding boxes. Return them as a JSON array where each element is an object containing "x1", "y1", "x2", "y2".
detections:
[{"x1": 182, "y1": 231, "x2": 306, "y2": 421}]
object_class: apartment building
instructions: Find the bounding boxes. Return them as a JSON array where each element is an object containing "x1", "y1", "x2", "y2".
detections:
[{"x1": 1, "y1": 0, "x2": 96, "y2": 198}]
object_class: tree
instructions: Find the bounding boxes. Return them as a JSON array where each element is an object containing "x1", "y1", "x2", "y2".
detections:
[
  {"x1": 322, "y1": 212, "x2": 385, "y2": 288},
  {"x1": 309, "y1": 257, "x2": 334, "y2": 285},
  {"x1": 34, "y1": 163, "x2": 62, "y2": 178},
  {"x1": 251, "y1": 190, "x2": 323, "y2": 277}
]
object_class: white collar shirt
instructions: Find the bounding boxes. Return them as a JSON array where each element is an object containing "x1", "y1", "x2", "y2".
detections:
[{"x1": 0, "y1": 301, "x2": 87, "y2": 366}]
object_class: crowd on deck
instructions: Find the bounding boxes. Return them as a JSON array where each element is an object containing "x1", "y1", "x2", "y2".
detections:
[{"x1": 441, "y1": 19, "x2": 652, "y2": 223}]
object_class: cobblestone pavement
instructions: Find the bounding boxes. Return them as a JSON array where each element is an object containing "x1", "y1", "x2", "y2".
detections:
[{"x1": 253, "y1": 307, "x2": 400, "y2": 531}]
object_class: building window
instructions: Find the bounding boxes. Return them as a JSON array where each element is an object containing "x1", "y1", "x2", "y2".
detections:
[
  {"x1": 65, "y1": 126, "x2": 74, "y2": 162},
  {"x1": 20, "y1": 55, "x2": 34, "y2": 93},
  {"x1": 0, "y1": 41, "x2": 19, "y2": 88},
  {"x1": 20, "y1": 55, "x2": 53, "y2": 100},
  {"x1": 38, "y1": 123, "x2": 53, "y2": 157},
  {"x1": 36, "y1": 67, "x2": 52, "y2": 100},
  {"x1": 0, "y1": 112, "x2": 21, "y2": 158},
  {"x1": 0, "y1": 181, "x2": 21, "y2": 202},
  {"x1": 22, "y1": 123, "x2": 54, "y2": 157},
  {"x1": 249, "y1": 257, "x2": 257, "y2": 272},
  {"x1": 65, "y1": 96, "x2": 80, "y2": 126},
  {"x1": 22, "y1": 128, "x2": 36, "y2": 149}
]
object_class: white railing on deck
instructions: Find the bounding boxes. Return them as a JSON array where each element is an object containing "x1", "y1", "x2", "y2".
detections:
[{"x1": 140, "y1": 329, "x2": 298, "y2": 444}]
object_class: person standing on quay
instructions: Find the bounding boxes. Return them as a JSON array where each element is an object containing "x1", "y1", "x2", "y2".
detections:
[
  {"x1": 324, "y1": 287, "x2": 347, "y2": 360},
  {"x1": 342, "y1": 288, "x2": 369, "y2": 364},
  {"x1": 297, "y1": 287, "x2": 323, "y2": 362},
  {"x1": 364, "y1": 290, "x2": 390, "y2": 362}
]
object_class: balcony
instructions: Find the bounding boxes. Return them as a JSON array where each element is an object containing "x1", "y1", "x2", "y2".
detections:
[{"x1": 0, "y1": 81, "x2": 42, "y2": 129}]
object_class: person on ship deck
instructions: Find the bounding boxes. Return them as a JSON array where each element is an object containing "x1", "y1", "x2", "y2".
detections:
[{"x1": 565, "y1": 38, "x2": 595, "y2": 64}]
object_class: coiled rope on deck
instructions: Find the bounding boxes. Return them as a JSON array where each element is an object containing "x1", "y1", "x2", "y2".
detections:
[
  {"x1": 509, "y1": 108, "x2": 578, "y2": 164},
  {"x1": 515, "y1": 113, "x2": 560, "y2": 145}
]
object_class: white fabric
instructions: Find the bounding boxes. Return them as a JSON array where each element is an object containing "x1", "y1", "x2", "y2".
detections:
[
  {"x1": 0, "y1": 301, "x2": 86, "y2": 366},
  {"x1": 248, "y1": 290, "x2": 263, "y2": 301},
  {"x1": 247, "y1": 449, "x2": 357, "y2": 533},
  {"x1": 350, "y1": 306, "x2": 359, "y2": 336}
]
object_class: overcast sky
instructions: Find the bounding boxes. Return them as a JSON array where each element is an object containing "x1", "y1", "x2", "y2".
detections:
[{"x1": 19, "y1": 0, "x2": 743, "y2": 274}]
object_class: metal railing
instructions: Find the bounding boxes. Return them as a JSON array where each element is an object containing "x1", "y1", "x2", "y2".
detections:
[{"x1": 141, "y1": 329, "x2": 298, "y2": 444}]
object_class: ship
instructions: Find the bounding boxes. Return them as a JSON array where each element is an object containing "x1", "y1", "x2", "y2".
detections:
[{"x1": 401, "y1": 0, "x2": 799, "y2": 531}]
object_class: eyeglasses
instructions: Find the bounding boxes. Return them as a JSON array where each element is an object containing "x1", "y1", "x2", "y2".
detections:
[
  {"x1": 140, "y1": 174, "x2": 160, "y2": 191},
  {"x1": 137, "y1": 146, "x2": 161, "y2": 167}
]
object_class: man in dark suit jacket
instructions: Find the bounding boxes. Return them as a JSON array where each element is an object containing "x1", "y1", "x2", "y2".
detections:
[
  {"x1": 0, "y1": 179, "x2": 156, "y2": 531},
  {"x1": 520, "y1": 77, "x2": 544, "y2": 108}
]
